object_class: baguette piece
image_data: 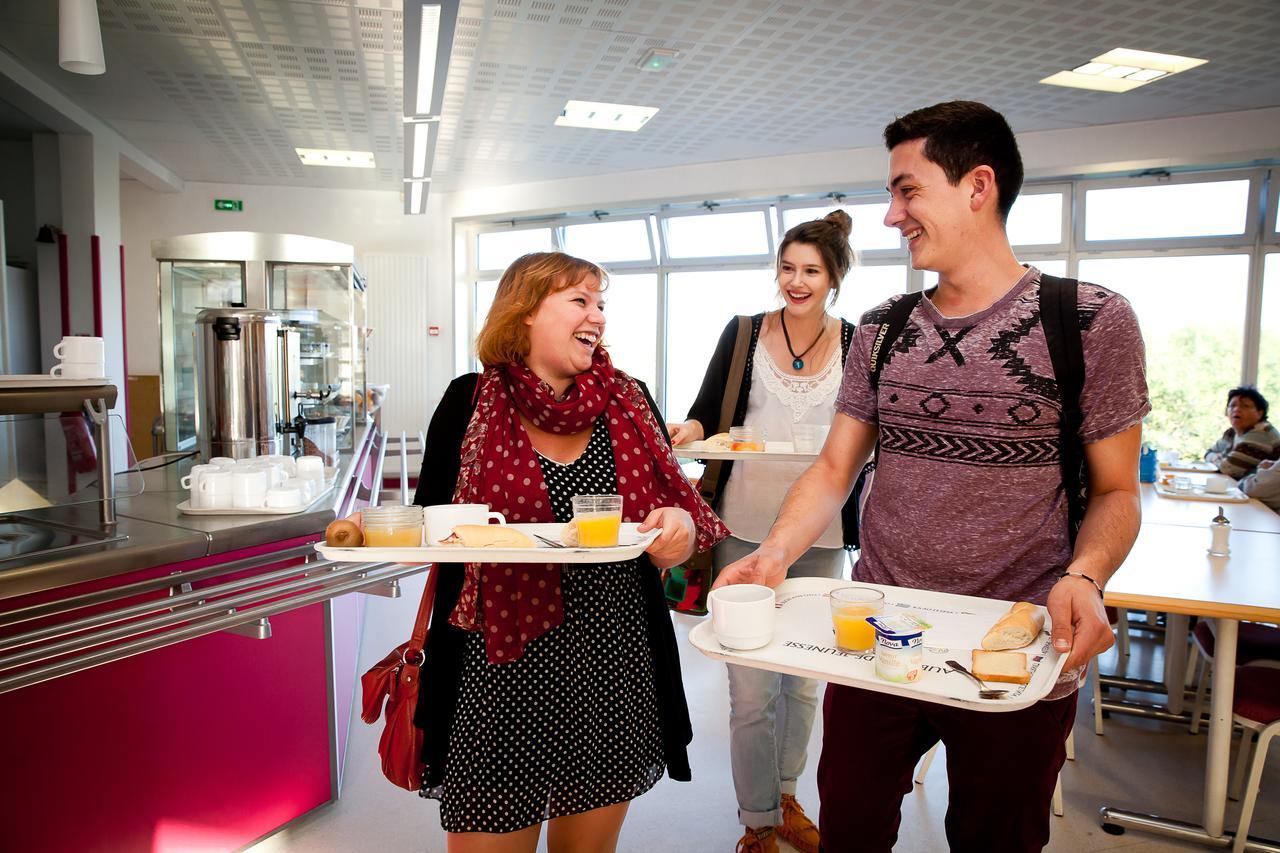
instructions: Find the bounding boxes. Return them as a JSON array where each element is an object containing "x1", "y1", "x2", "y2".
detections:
[
  {"x1": 560, "y1": 520, "x2": 580, "y2": 547},
  {"x1": 980, "y1": 601, "x2": 1046, "y2": 650},
  {"x1": 971, "y1": 649, "x2": 1031, "y2": 684},
  {"x1": 703, "y1": 432, "x2": 733, "y2": 450},
  {"x1": 444, "y1": 525, "x2": 535, "y2": 548}
]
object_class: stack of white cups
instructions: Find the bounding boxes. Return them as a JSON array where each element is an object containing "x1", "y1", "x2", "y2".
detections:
[
  {"x1": 50, "y1": 335, "x2": 106, "y2": 380},
  {"x1": 183, "y1": 455, "x2": 318, "y2": 510}
]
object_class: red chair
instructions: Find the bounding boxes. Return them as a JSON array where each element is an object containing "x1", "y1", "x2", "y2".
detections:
[
  {"x1": 1187, "y1": 621, "x2": 1280, "y2": 734},
  {"x1": 1229, "y1": 664, "x2": 1280, "y2": 852}
]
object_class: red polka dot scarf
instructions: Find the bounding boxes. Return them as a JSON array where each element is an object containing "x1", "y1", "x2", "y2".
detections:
[{"x1": 450, "y1": 348, "x2": 729, "y2": 663}]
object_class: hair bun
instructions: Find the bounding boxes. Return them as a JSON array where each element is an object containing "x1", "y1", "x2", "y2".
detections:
[{"x1": 823, "y1": 208, "x2": 853, "y2": 238}]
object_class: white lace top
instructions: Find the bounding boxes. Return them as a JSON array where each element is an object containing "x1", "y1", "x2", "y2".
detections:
[{"x1": 718, "y1": 341, "x2": 844, "y2": 547}]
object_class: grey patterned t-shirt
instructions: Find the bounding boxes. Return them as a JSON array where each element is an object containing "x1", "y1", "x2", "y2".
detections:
[{"x1": 836, "y1": 266, "x2": 1150, "y2": 607}]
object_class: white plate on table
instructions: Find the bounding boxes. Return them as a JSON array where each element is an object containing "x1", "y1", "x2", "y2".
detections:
[
  {"x1": 674, "y1": 441, "x2": 818, "y2": 463},
  {"x1": 1154, "y1": 482, "x2": 1249, "y2": 503},
  {"x1": 688, "y1": 577, "x2": 1068, "y2": 712},
  {"x1": 315, "y1": 522, "x2": 660, "y2": 564},
  {"x1": 1159, "y1": 460, "x2": 1217, "y2": 473}
]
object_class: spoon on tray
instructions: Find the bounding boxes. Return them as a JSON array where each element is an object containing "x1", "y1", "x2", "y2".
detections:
[{"x1": 945, "y1": 659, "x2": 1009, "y2": 699}]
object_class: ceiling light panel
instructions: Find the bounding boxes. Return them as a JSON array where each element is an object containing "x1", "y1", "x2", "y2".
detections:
[
  {"x1": 1042, "y1": 46, "x2": 1208, "y2": 93},
  {"x1": 296, "y1": 148, "x2": 377, "y2": 168},
  {"x1": 555, "y1": 100, "x2": 659, "y2": 132}
]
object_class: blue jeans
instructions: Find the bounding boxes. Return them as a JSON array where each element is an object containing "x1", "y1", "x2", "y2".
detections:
[{"x1": 714, "y1": 535, "x2": 847, "y2": 828}]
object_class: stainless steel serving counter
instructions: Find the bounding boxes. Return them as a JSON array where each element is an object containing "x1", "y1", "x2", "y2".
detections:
[{"x1": 0, "y1": 424, "x2": 373, "y2": 602}]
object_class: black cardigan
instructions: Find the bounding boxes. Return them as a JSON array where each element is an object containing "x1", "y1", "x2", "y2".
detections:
[
  {"x1": 411, "y1": 373, "x2": 694, "y2": 788},
  {"x1": 685, "y1": 313, "x2": 860, "y2": 549}
]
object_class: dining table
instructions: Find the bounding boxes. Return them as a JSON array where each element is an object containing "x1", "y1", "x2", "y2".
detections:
[{"x1": 1099, "y1": 522, "x2": 1280, "y2": 850}]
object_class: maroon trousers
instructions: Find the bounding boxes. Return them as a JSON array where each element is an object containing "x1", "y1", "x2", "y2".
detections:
[{"x1": 817, "y1": 684, "x2": 1077, "y2": 853}]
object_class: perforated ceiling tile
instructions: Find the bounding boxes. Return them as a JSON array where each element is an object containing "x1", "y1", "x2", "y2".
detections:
[{"x1": 2, "y1": 0, "x2": 1277, "y2": 190}]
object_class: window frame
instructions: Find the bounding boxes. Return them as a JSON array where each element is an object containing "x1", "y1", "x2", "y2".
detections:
[
  {"x1": 657, "y1": 203, "x2": 777, "y2": 266},
  {"x1": 1075, "y1": 169, "x2": 1263, "y2": 253}
]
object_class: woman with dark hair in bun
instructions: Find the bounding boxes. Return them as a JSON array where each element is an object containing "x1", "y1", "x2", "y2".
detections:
[{"x1": 667, "y1": 210, "x2": 858, "y2": 853}]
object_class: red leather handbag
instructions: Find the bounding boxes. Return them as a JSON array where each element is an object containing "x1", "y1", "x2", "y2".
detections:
[{"x1": 360, "y1": 568, "x2": 439, "y2": 791}]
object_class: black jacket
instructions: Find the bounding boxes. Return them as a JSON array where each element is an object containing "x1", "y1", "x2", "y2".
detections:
[
  {"x1": 411, "y1": 373, "x2": 694, "y2": 787},
  {"x1": 685, "y1": 313, "x2": 860, "y2": 549}
]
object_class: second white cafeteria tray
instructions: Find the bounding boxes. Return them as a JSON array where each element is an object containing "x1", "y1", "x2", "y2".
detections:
[
  {"x1": 674, "y1": 441, "x2": 818, "y2": 463},
  {"x1": 315, "y1": 522, "x2": 659, "y2": 564},
  {"x1": 1159, "y1": 460, "x2": 1217, "y2": 473},
  {"x1": 688, "y1": 577, "x2": 1068, "y2": 712},
  {"x1": 1154, "y1": 482, "x2": 1249, "y2": 503}
]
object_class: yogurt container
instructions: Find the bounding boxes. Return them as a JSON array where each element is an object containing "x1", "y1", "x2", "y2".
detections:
[{"x1": 867, "y1": 615, "x2": 924, "y2": 683}]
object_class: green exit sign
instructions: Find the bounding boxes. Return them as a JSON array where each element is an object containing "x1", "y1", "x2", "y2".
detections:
[{"x1": 214, "y1": 199, "x2": 243, "y2": 211}]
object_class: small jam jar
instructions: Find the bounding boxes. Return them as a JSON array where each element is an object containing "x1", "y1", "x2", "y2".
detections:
[
  {"x1": 867, "y1": 616, "x2": 924, "y2": 683},
  {"x1": 361, "y1": 505, "x2": 424, "y2": 547}
]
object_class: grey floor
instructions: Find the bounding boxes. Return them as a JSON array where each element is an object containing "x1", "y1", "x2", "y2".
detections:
[{"x1": 250, "y1": 572, "x2": 1280, "y2": 852}]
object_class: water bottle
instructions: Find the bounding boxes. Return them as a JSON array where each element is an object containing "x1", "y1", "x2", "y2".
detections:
[{"x1": 1139, "y1": 444, "x2": 1157, "y2": 483}]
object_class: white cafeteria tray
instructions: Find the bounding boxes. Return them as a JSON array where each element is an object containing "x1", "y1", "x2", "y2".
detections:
[
  {"x1": 1153, "y1": 482, "x2": 1249, "y2": 503},
  {"x1": 688, "y1": 577, "x2": 1068, "y2": 712},
  {"x1": 315, "y1": 522, "x2": 660, "y2": 564},
  {"x1": 674, "y1": 440, "x2": 818, "y2": 463}
]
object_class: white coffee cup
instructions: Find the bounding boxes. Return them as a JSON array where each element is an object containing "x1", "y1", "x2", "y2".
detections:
[
  {"x1": 1205, "y1": 474, "x2": 1234, "y2": 494},
  {"x1": 296, "y1": 455, "x2": 326, "y2": 484},
  {"x1": 263, "y1": 486, "x2": 305, "y2": 509},
  {"x1": 49, "y1": 361, "x2": 105, "y2": 379},
  {"x1": 208, "y1": 456, "x2": 237, "y2": 469},
  {"x1": 709, "y1": 583, "x2": 776, "y2": 650},
  {"x1": 284, "y1": 476, "x2": 316, "y2": 501},
  {"x1": 266, "y1": 455, "x2": 298, "y2": 477},
  {"x1": 53, "y1": 336, "x2": 104, "y2": 362},
  {"x1": 231, "y1": 468, "x2": 271, "y2": 509},
  {"x1": 245, "y1": 459, "x2": 288, "y2": 487},
  {"x1": 198, "y1": 470, "x2": 234, "y2": 509},
  {"x1": 423, "y1": 503, "x2": 507, "y2": 544},
  {"x1": 181, "y1": 464, "x2": 223, "y2": 508}
]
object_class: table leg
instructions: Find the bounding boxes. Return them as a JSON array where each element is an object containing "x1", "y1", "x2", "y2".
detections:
[
  {"x1": 1204, "y1": 618, "x2": 1237, "y2": 838},
  {"x1": 1165, "y1": 613, "x2": 1190, "y2": 716}
]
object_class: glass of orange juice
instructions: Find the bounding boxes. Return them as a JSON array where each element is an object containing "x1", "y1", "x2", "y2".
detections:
[
  {"x1": 829, "y1": 586, "x2": 885, "y2": 653},
  {"x1": 571, "y1": 494, "x2": 623, "y2": 547}
]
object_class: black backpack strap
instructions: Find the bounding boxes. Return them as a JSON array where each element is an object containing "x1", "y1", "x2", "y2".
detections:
[
  {"x1": 869, "y1": 292, "x2": 923, "y2": 390},
  {"x1": 1039, "y1": 273, "x2": 1087, "y2": 546}
]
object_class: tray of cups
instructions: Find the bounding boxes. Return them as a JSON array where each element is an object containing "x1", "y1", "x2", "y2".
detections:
[
  {"x1": 177, "y1": 455, "x2": 338, "y2": 515},
  {"x1": 315, "y1": 499, "x2": 659, "y2": 564},
  {"x1": 688, "y1": 577, "x2": 1068, "y2": 713}
]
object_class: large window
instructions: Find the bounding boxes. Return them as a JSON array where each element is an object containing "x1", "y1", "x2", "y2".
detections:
[
  {"x1": 1079, "y1": 255, "x2": 1250, "y2": 458},
  {"x1": 460, "y1": 168, "x2": 1276, "y2": 436},
  {"x1": 665, "y1": 269, "x2": 778, "y2": 421},
  {"x1": 1261, "y1": 254, "x2": 1280, "y2": 398}
]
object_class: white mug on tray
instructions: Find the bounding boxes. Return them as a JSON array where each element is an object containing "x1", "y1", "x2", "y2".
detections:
[
  {"x1": 1204, "y1": 474, "x2": 1233, "y2": 494},
  {"x1": 49, "y1": 362, "x2": 104, "y2": 379},
  {"x1": 423, "y1": 504, "x2": 506, "y2": 544},
  {"x1": 53, "y1": 336, "x2": 104, "y2": 363},
  {"x1": 709, "y1": 583, "x2": 776, "y2": 650}
]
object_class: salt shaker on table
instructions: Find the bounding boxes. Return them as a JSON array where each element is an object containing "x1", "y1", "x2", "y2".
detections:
[{"x1": 1208, "y1": 506, "x2": 1231, "y2": 556}]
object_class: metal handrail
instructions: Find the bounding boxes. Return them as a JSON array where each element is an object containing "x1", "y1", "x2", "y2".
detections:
[
  {"x1": 0, "y1": 542, "x2": 318, "y2": 629},
  {"x1": 0, "y1": 562, "x2": 428, "y2": 695},
  {"x1": 0, "y1": 556, "x2": 380, "y2": 656},
  {"x1": 399, "y1": 430, "x2": 409, "y2": 505},
  {"x1": 0, "y1": 559, "x2": 384, "y2": 670}
]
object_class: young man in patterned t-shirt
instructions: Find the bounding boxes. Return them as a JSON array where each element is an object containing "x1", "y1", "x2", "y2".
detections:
[{"x1": 716, "y1": 101, "x2": 1150, "y2": 852}]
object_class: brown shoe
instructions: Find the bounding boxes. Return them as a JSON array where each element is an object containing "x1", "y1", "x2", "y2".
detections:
[
  {"x1": 777, "y1": 794, "x2": 820, "y2": 853},
  {"x1": 736, "y1": 826, "x2": 779, "y2": 853}
]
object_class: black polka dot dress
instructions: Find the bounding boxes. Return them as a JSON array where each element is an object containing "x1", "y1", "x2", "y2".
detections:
[{"x1": 431, "y1": 421, "x2": 666, "y2": 833}]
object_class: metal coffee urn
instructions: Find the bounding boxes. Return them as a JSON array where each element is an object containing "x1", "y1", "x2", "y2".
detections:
[{"x1": 194, "y1": 307, "x2": 318, "y2": 459}]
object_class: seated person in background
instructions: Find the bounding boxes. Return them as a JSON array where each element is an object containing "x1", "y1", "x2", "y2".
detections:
[
  {"x1": 1205, "y1": 386, "x2": 1280, "y2": 479},
  {"x1": 1240, "y1": 459, "x2": 1280, "y2": 512}
]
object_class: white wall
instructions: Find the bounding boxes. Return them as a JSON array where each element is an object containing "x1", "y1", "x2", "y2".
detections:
[{"x1": 121, "y1": 107, "x2": 1280, "y2": 437}]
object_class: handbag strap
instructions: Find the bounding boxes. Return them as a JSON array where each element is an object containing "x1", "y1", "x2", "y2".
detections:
[
  {"x1": 697, "y1": 316, "x2": 751, "y2": 506},
  {"x1": 406, "y1": 567, "x2": 439, "y2": 656}
]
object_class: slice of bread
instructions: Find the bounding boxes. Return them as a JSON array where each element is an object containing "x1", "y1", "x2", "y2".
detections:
[
  {"x1": 446, "y1": 525, "x2": 535, "y2": 548},
  {"x1": 971, "y1": 649, "x2": 1031, "y2": 684},
  {"x1": 703, "y1": 432, "x2": 732, "y2": 450}
]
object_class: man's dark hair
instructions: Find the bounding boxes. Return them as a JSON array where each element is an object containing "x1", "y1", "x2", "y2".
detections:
[
  {"x1": 1226, "y1": 385, "x2": 1269, "y2": 419},
  {"x1": 883, "y1": 100, "x2": 1024, "y2": 223}
]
